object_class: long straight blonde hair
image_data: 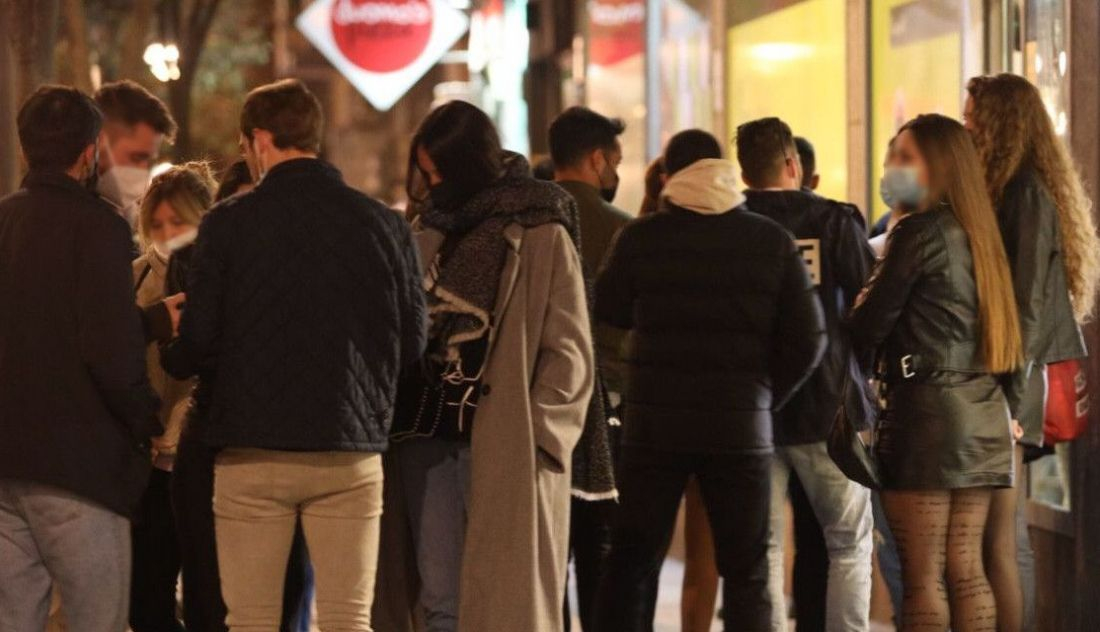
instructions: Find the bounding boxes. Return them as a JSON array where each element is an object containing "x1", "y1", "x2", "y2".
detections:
[
  {"x1": 968, "y1": 73, "x2": 1100, "y2": 322},
  {"x1": 901, "y1": 114, "x2": 1022, "y2": 373}
]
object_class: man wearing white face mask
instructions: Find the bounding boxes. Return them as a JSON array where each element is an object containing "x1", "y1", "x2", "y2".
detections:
[{"x1": 94, "y1": 80, "x2": 178, "y2": 230}]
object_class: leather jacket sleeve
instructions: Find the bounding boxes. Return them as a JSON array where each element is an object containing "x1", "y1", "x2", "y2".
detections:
[
  {"x1": 848, "y1": 215, "x2": 928, "y2": 356},
  {"x1": 998, "y1": 180, "x2": 1056, "y2": 415},
  {"x1": 831, "y1": 208, "x2": 877, "y2": 371},
  {"x1": 771, "y1": 238, "x2": 827, "y2": 410}
]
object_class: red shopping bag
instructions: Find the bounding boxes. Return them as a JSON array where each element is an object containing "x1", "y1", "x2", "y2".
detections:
[{"x1": 1043, "y1": 360, "x2": 1089, "y2": 444}]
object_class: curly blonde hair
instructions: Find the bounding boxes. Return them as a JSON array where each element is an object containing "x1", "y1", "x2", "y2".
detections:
[
  {"x1": 138, "y1": 161, "x2": 217, "y2": 249},
  {"x1": 967, "y1": 73, "x2": 1100, "y2": 322}
]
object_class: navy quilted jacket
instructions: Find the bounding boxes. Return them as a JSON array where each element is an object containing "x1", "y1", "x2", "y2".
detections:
[{"x1": 162, "y1": 158, "x2": 427, "y2": 452}]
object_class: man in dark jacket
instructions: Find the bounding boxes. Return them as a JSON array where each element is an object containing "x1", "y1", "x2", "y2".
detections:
[
  {"x1": 594, "y1": 129, "x2": 826, "y2": 632},
  {"x1": 737, "y1": 118, "x2": 875, "y2": 632},
  {"x1": 161, "y1": 79, "x2": 426, "y2": 628},
  {"x1": 548, "y1": 105, "x2": 631, "y2": 631},
  {"x1": 0, "y1": 86, "x2": 160, "y2": 630}
]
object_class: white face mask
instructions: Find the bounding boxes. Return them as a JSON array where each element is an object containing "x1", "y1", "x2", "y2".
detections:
[
  {"x1": 151, "y1": 228, "x2": 198, "y2": 261},
  {"x1": 98, "y1": 166, "x2": 151, "y2": 211}
]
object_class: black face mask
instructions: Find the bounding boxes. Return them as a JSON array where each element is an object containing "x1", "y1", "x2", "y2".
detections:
[
  {"x1": 600, "y1": 180, "x2": 619, "y2": 204},
  {"x1": 429, "y1": 180, "x2": 466, "y2": 211},
  {"x1": 597, "y1": 152, "x2": 619, "y2": 203}
]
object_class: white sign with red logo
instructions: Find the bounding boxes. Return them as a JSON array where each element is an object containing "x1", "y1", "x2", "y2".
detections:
[
  {"x1": 588, "y1": 0, "x2": 645, "y2": 66},
  {"x1": 296, "y1": 0, "x2": 469, "y2": 111}
]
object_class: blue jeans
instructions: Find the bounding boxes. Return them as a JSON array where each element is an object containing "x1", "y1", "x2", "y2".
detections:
[
  {"x1": 767, "y1": 441, "x2": 873, "y2": 632},
  {"x1": 396, "y1": 438, "x2": 471, "y2": 632},
  {"x1": 0, "y1": 480, "x2": 131, "y2": 632}
]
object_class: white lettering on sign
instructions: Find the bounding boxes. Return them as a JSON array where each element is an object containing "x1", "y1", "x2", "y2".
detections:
[
  {"x1": 796, "y1": 238, "x2": 821, "y2": 286},
  {"x1": 589, "y1": 1, "x2": 645, "y2": 26},
  {"x1": 333, "y1": 0, "x2": 431, "y2": 26}
]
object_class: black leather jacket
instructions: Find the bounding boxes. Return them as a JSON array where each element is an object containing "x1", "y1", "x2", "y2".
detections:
[
  {"x1": 848, "y1": 206, "x2": 1019, "y2": 403},
  {"x1": 1000, "y1": 168, "x2": 1085, "y2": 366}
]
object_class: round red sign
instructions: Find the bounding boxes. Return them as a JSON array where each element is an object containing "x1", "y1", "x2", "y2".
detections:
[{"x1": 330, "y1": 0, "x2": 434, "y2": 74}]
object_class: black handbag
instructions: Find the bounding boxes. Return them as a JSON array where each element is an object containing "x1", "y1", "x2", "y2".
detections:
[
  {"x1": 390, "y1": 337, "x2": 486, "y2": 442},
  {"x1": 827, "y1": 366, "x2": 882, "y2": 489}
]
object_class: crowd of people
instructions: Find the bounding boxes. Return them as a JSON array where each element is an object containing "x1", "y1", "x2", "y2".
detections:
[{"x1": 0, "y1": 71, "x2": 1096, "y2": 632}]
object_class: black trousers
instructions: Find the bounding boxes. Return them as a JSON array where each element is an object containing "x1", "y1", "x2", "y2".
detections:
[
  {"x1": 172, "y1": 430, "x2": 312, "y2": 632},
  {"x1": 564, "y1": 498, "x2": 615, "y2": 631},
  {"x1": 790, "y1": 472, "x2": 828, "y2": 632},
  {"x1": 131, "y1": 468, "x2": 185, "y2": 632},
  {"x1": 595, "y1": 446, "x2": 772, "y2": 632}
]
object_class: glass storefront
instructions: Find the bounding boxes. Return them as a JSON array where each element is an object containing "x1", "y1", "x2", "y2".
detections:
[
  {"x1": 584, "y1": 0, "x2": 648, "y2": 214},
  {"x1": 656, "y1": 0, "x2": 717, "y2": 148},
  {"x1": 727, "y1": 0, "x2": 848, "y2": 202},
  {"x1": 869, "y1": 0, "x2": 983, "y2": 221}
]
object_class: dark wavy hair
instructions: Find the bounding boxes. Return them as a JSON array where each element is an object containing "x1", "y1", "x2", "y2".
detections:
[{"x1": 406, "y1": 101, "x2": 503, "y2": 206}]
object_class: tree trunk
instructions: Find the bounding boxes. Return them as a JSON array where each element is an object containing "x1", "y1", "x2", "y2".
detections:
[
  {"x1": 168, "y1": 72, "x2": 196, "y2": 159},
  {"x1": 60, "y1": 0, "x2": 92, "y2": 93},
  {"x1": 168, "y1": 0, "x2": 224, "y2": 160},
  {"x1": 117, "y1": 0, "x2": 155, "y2": 81}
]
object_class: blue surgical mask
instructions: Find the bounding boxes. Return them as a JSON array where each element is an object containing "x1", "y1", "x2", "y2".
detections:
[{"x1": 880, "y1": 166, "x2": 926, "y2": 210}]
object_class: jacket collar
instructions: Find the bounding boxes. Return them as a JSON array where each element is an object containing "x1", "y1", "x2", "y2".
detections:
[
  {"x1": 556, "y1": 179, "x2": 602, "y2": 207},
  {"x1": 743, "y1": 188, "x2": 815, "y2": 211},
  {"x1": 257, "y1": 157, "x2": 340, "y2": 187},
  {"x1": 22, "y1": 169, "x2": 95, "y2": 198}
]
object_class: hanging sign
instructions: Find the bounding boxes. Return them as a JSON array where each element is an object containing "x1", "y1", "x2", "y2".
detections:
[
  {"x1": 588, "y1": 0, "x2": 645, "y2": 66},
  {"x1": 296, "y1": 0, "x2": 469, "y2": 111}
]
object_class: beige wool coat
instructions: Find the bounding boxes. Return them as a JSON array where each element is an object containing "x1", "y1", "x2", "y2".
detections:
[{"x1": 374, "y1": 221, "x2": 594, "y2": 632}]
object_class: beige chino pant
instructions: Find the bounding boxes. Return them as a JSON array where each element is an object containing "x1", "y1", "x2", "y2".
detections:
[{"x1": 214, "y1": 449, "x2": 383, "y2": 632}]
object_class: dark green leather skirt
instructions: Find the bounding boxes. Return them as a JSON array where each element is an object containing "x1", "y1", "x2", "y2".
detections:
[{"x1": 877, "y1": 371, "x2": 1014, "y2": 490}]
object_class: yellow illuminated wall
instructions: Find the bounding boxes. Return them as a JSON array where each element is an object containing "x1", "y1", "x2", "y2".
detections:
[
  {"x1": 727, "y1": 0, "x2": 847, "y2": 202},
  {"x1": 870, "y1": 0, "x2": 963, "y2": 222}
]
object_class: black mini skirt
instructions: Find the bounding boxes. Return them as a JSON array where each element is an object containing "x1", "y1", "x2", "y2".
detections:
[{"x1": 877, "y1": 371, "x2": 1014, "y2": 490}]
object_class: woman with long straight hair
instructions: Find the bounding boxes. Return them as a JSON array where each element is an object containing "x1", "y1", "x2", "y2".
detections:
[
  {"x1": 378, "y1": 100, "x2": 594, "y2": 632},
  {"x1": 965, "y1": 73, "x2": 1100, "y2": 632},
  {"x1": 848, "y1": 114, "x2": 1022, "y2": 631}
]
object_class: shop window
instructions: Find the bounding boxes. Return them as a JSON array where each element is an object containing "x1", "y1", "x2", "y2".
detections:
[
  {"x1": 869, "y1": 0, "x2": 984, "y2": 222},
  {"x1": 727, "y1": 0, "x2": 847, "y2": 202}
]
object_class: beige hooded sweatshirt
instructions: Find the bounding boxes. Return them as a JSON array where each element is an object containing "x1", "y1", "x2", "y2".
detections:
[{"x1": 661, "y1": 158, "x2": 746, "y2": 214}]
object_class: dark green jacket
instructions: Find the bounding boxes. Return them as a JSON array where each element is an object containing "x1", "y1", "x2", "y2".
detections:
[{"x1": 557, "y1": 180, "x2": 632, "y2": 393}]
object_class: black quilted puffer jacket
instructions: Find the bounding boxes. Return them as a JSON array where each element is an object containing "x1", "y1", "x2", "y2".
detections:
[{"x1": 162, "y1": 158, "x2": 427, "y2": 452}]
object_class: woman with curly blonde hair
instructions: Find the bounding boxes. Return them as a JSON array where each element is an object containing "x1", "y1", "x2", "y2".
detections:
[{"x1": 965, "y1": 72, "x2": 1100, "y2": 632}]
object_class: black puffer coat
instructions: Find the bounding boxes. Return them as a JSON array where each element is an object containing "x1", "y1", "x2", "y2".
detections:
[
  {"x1": 595, "y1": 200, "x2": 827, "y2": 455},
  {"x1": 744, "y1": 190, "x2": 875, "y2": 445},
  {"x1": 162, "y1": 159, "x2": 427, "y2": 452}
]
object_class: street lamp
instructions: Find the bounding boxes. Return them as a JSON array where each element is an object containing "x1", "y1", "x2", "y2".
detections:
[{"x1": 143, "y1": 41, "x2": 181, "y2": 82}]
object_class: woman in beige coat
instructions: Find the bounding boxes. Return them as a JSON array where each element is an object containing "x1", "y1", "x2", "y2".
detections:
[
  {"x1": 377, "y1": 102, "x2": 594, "y2": 632},
  {"x1": 131, "y1": 162, "x2": 213, "y2": 630}
]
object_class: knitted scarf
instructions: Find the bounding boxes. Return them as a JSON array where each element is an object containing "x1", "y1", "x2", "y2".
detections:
[{"x1": 418, "y1": 152, "x2": 617, "y2": 500}]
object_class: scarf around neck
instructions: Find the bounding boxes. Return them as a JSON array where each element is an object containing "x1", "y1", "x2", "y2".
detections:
[{"x1": 418, "y1": 152, "x2": 582, "y2": 358}]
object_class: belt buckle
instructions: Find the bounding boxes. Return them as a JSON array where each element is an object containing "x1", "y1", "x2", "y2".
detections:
[{"x1": 900, "y1": 354, "x2": 916, "y2": 379}]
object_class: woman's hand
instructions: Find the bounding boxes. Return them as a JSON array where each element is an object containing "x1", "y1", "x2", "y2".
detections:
[{"x1": 164, "y1": 293, "x2": 186, "y2": 336}]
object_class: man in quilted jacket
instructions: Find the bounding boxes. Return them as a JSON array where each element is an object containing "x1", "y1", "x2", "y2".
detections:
[{"x1": 161, "y1": 79, "x2": 427, "y2": 630}]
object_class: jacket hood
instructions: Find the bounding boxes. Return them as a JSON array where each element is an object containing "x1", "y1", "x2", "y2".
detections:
[{"x1": 661, "y1": 159, "x2": 745, "y2": 215}]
